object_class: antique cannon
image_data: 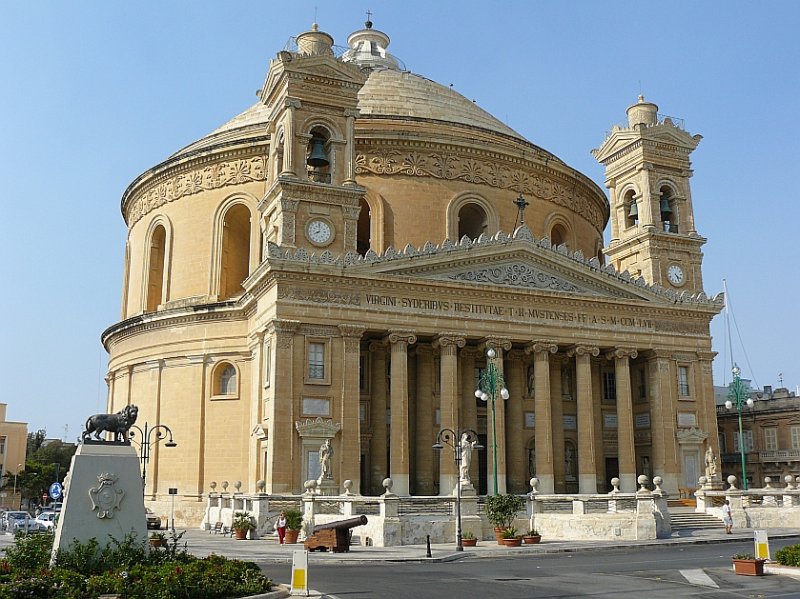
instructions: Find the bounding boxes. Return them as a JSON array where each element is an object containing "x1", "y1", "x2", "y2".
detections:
[{"x1": 303, "y1": 515, "x2": 368, "y2": 553}]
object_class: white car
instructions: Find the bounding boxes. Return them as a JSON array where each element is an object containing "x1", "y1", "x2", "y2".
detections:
[{"x1": 35, "y1": 511, "x2": 57, "y2": 531}]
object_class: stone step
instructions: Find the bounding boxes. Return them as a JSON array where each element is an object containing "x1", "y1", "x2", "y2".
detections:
[{"x1": 669, "y1": 512, "x2": 723, "y2": 530}]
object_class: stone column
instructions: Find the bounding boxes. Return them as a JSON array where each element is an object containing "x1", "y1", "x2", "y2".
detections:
[
  {"x1": 343, "y1": 108, "x2": 359, "y2": 185},
  {"x1": 505, "y1": 350, "x2": 526, "y2": 494},
  {"x1": 608, "y1": 348, "x2": 638, "y2": 492},
  {"x1": 459, "y1": 348, "x2": 479, "y2": 483},
  {"x1": 369, "y1": 341, "x2": 388, "y2": 495},
  {"x1": 696, "y1": 351, "x2": 719, "y2": 458},
  {"x1": 339, "y1": 325, "x2": 365, "y2": 492},
  {"x1": 649, "y1": 351, "x2": 680, "y2": 493},
  {"x1": 281, "y1": 98, "x2": 301, "y2": 177},
  {"x1": 551, "y1": 358, "x2": 566, "y2": 492},
  {"x1": 569, "y1": 344, "x2": 600, "y2": 493},
  {"x1": 480, "y1": 337, "x2": 512, "y2": 495},
  {"x1": 386, "y1": 330, "x2": 416, "y2": 496},
  {"x1": 435, "y1": 334, "x2": 466, "y2": 496},
  {"x1": 414, "y1": 345, "x2": 434, "y2": 495},
  {"x1": 526, "y1": 341, "x2": 558, "y2": 493},
  {"x1": 265, "y1": 319, "x2": 300, "y2": 494}
]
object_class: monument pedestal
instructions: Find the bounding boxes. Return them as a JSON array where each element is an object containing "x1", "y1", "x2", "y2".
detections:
[
  {"x1": 317, "y1": 479, "x2": 338, "y2": 496},
  {"x1": 51, "y1": 443, "x2": 147, "y2": 565}
]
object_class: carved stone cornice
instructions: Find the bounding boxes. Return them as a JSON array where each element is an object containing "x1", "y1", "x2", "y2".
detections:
[
  {"x1": 299, "y1": 324, "x2": 339, "y2": 337},
  {"x1": 605, "y1": 348, "x2": 639, "y2": 361},
  {"x1": 525, "y1": 340, "x2": 559, "y2": 355},
  {"x1": 295, "y1": 417, "x2": 341, "y2": 438},
  {"x1": 448, "y1": 263, "x2": 580, "y2": 293},
  {"x1": 676, "y1": 427, "x2": 708, "y2": 445},
  {"x1": 566, "y1": 344, "x2": 600, "y2": 358},
  {"x1": 696, "y1": 351, "x2": 717, "y2": 362}
]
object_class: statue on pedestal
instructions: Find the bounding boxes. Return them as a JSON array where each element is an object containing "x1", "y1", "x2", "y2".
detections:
[
  {"x1": 459, "y1": 433, "x2": 477, "y2": 482},
  {"x1": 704, "y1": 446, "x2": 718, "y2": 478},
  {"x1": 318, "y1": 439, "x2": 333, "y2": 483}
]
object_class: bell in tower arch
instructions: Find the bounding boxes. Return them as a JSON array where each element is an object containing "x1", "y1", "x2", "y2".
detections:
[{"x1": 307, "y1": 136, "x2": 329, "y2": 167}]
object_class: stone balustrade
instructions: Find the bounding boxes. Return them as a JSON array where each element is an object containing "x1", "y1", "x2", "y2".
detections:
[{"x1": 695, "y1": 475, "x2": 800, "y2": 529}]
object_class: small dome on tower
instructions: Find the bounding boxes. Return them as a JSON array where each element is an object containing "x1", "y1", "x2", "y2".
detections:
[
  {"x1": 626, "y1": 95, "x2": 658, "y2": 127},
  {"x1": 296, "y1": 23, "x2": 334, "y2": 57}
]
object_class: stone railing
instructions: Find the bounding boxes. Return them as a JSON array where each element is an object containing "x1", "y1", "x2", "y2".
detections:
[
  {"x1": 696, "y1": 475, "x2": 800, "y2": 529},
  {"x1": 202, "y1": 475, "x2": 670, "y2": 546}
]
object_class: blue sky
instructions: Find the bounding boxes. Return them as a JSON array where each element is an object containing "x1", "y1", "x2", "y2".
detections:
[{"x1": 1, "y1": 1, "x2": 798, "y2": 439}]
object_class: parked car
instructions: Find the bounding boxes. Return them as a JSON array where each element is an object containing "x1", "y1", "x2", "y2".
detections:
[
  {"x1": 145, "y1": 508, "x2": 161, "y2": 530},
  {"x1": 34, "y1": 511, "x2": 57, "y2": 531},
  {"x1": 4, "y1": 511, "x2": 36, "y2": 533}
]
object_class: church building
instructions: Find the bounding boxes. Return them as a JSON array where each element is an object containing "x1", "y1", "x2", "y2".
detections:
[{"x1": 102, "y1": 20, "x2": 722, "y2": 520}]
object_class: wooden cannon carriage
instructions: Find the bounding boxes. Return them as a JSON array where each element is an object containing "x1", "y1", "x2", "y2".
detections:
[{"x1": 303, "y1": 515, "x2": 368, "y2": 553}]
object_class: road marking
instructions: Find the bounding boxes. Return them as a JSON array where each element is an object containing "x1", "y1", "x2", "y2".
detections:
[{"x1": 679, "y1": 569, "x2": 719, "y2": 588}]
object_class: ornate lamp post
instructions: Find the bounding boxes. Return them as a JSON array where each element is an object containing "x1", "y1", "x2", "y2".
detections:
[
  {"x1": 433, "y1": 428, "x2": 482, "y2": 551},
  {"x1": 475, "y1": 348, "x2": 509, "y2": 496},
  {"x1": 725, "y1": 364, "x2": 754, "y2": 490},
  {"x1": 128, "y1": 422, "x2": 177, "y2": 493}
]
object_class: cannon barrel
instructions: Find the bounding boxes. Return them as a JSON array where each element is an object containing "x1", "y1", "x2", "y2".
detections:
[{"x1": 312, "y1": 515, "x2": 367, "y2": 533}]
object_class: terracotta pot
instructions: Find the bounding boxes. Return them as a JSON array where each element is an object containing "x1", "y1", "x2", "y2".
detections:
[
  {"x1": 522, "y1": 535, "x2": 541, "y2": 544},
  {"x1": 493, "y1": 527, "x2": 509, "y2": 545},
  {"x1": 502, "y1": 537, "x2": 522, "y2": 547},
  {"x1": 234, "y1": 528, "x2": 248, "y2": 540},
  {"x1": 285, "y1": 529, "x2": 301, "y2": 544},
  {"x1": 732, "y1": 558, "x2": 765, "y2": 576},
  {"x1": 461, "y1": 538, "x2": 478, "y2": 547},
  {"x1": 149, "y1": 538, "x2": 167, "y2": 548}
]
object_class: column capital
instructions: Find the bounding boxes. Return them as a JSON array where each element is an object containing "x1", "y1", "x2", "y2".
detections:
[
  {"x1": 343, "y1": 108, "x2": 360, "y2": 118},
  {"x1": 284, "y1": 97, "x2": 302, "y2": 110},
  {"x1": 507, "y1": 349, "x2": 526, "y2": 363},
  {"x1": 414, "y1": 344, "x2": 434, "y2": 357},
  {"x1": 433, "y1": 333, "x2": 466, "y2": 352},
  {"x1": 646, "y1": 349, "x2": 673, "y2": 361},
  {"x1": 478, "y1": 337, "x2": 512, "y2": 354},
  {"x1": 525, "y1": 340, "x2": 559, "y2": 355},
  {"x1": 605, "y1": 348, "x2": 638, "y2": 361},
  {"x1": 385, "y1": 330, "x2": 417, "y2": 346},
  {"x1": 696, "y1": 350, "x2": 717, "y2": 362},
  {"x1": 566, "y1": 344, "x2": 599, "y2": 358},
  {"x1": 368, "y1": 340, "x2": 387, "y2": 353},
  {"x1": 460, "y1": 346, "x2": 480, "y2": 360},
  {"x1": 339, "y1": 324, "x2": 365, "y2": 353}
]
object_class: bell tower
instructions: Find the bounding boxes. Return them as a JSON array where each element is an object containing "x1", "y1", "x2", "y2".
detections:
[
  {"x1": 259, "y1": 24, "x2": 367, "y2": 254},
  {"x1": 592, "y1": 96, "x2": 706, "y2": 293}
]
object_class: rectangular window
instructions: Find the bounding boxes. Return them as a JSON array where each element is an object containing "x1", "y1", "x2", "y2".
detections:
[
  {"x1": 602, "y1": 371, "x2": 617, "y2": 402},
  {"x1": 764, "y1": 428, "x2": 778, "y2": 451},
  {"x1": 718, "y1": 433, "x2": 726, "y2": 453},
  {"x1": 734, "y1": 430, "x2": 754, "y2": 452},
  {"x1": 308, "y1": 342, "x2": 325, "y2": 380},
  {"x1": 792, "y1": 426, "x2": 800, "y2": 450},
  {"x1": 678, "y1": 365, "x2": 691, "y2": 397}
]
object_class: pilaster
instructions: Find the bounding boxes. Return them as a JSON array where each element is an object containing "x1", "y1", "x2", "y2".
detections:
[
  {"x1": 339, "y1": 324, "x2": 365, "y2": 492},
  {"x1": 434, "y1": 334, "x2": 465, "y2": 495},
  {"x1": 385, "y1": 330, "x2": 417, "y2": 495}
]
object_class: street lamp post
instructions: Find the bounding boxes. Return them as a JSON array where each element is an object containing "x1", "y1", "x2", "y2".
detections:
[
  {"x1": 433, "y1": 428, "x2": 482, "y2": 551},
  {"x1": 725, "y1": 364, "x2": 754, "y2": 490},
  {"x1": 128, "y1": 422, "x2": 177, "y2": 494},
  {"x1": 12, "y1": 464, "x2": 21, "y2": 510},
  {"x1": 475, "y1": 348, "x2": 509, "y2": 496}
]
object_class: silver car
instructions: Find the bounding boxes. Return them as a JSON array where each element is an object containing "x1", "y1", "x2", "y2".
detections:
[{"x1": 5, "y1": 511, "x2": 35, "y2": 533}]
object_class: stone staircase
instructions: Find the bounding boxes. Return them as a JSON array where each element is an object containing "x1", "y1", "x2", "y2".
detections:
[{"x1": 669, "y1": 507, "x2": 723, "y2": 530}]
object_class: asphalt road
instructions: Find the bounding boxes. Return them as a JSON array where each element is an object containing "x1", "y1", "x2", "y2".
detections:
[{"x1": 264, "y1": 538, "x2": 800, "y2": 598}]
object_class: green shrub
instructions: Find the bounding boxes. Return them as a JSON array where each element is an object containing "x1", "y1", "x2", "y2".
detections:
[
  {"x1": 3, "y1": 531, "x2": 53, "y2": 571},
  {"x1": 776, "y1": 544, "x2": 800, "y2": 567},
  {"x1": 484, "y1": 494, "x2": 525, "y2": 528},
  {"x1": 285, "y1": 508, "x2": 303, "y2": 530}
]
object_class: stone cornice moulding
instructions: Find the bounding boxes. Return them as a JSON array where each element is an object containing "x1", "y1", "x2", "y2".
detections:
[
  {"x1": 295, "y1": 417, "x2": 342, "y2": 438},
  {"x1": 676, "y1": 427, "x2": 708, "y2": 445}
]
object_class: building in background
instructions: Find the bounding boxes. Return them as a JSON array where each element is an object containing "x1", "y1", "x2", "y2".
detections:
[
  {"x1": 716, "y1": 383, "x2": 800, "y2": 487},
  {"x1": 101, "y1": 20, "x2": 723, "y2": 523},
  {"x1": 0, "y1": 404, "x2": 28, "y2": 510}
]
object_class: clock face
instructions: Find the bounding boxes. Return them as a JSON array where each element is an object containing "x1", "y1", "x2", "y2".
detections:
[
  {"x1": 307, "y1": 219, "x2": 333, "y2": 245},
  {"x1": 667, "y1": 264, "x2": 685, "y2": 286}
]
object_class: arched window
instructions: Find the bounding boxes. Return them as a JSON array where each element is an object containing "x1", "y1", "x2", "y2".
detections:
[
  {"x1": 550, "y1": 223, "x2": 567, "y2": 246},
  {"x1": 623, "y1": 190, "x2": 638, "y2": 228},
  {"x1": 219, "y1": 204, "x2": 251, "y2": 300},
  {"x1": 458, "y1": 203, "x2": 488, "y2": 239},
  {"x1": 357, "y1": 197, "x2": 371, "y2": 255},
  {"x1": 217, "y1": 363, "x2": 237, "y2": 395},
  {"x1": 145, "y1": 224, "x2": 166, "y2": 312}
]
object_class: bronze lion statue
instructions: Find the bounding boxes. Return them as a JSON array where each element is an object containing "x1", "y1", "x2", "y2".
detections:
[{"x1": 83, "y1": 404, "x2": 139, "y2": 442}]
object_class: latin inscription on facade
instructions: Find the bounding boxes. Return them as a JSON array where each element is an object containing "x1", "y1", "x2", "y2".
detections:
[{"x1": 364, "y1": 293, "x2": 654, "y2": 330}]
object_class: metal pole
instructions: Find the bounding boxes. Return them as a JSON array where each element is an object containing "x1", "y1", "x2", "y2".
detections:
[
  {"x1": 455, "y1": 442, "x2": 463, "y2": 552},
  {"x1": 489, "y1": 359, "x2": 499, "y2": 496},
  {"x1": 141, "y1": 422, "x2": 150, "y2": 493},
  {"x1": 735, "y1": 375, "x2": 748, "y2": 490}
]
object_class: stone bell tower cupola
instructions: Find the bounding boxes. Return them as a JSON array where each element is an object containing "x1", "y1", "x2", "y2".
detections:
[
  {"x1": 259, "y1": 23, "x2": 367, "y2": 254},
  {"x1": 592, "y1": 96, "x2": 707, "y2": 293}
]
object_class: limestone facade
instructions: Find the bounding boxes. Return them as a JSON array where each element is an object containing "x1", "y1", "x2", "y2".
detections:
[{"x1": 102, "y1": 21, "x2": 722, "y2": 523}]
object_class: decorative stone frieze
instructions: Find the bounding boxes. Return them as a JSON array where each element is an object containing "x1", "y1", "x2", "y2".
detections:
[{"x1": 295, "y1": 417, "x2": 342, "y2": 438}]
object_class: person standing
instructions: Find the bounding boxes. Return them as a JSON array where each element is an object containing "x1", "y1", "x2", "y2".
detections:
[
  {"x1": 722, "y1": 499, "x2": 733, "y2": 534},
  {"x1": 275, "y1": 511, "x2": 287, "y2": 544}
]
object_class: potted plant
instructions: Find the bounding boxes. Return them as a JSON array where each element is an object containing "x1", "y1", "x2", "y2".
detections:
[
  {"x1": 522, "y1": 529, "x2": 541, "y2": 544},
  {"x1": 148, "y1": 531, "x2": 167, "y2": 548},
  {"x1": 232, "y1": 511, "x2": 255, "y2": 540},
  {"x1": 732, "y1": 553, "x2": 766, "y2": 576},
  {"x1": 485, "y1": 494, "x2": 525, "y2": 544},
  {"x1": 461, "y1": 530, "x2": 477, "y2": 548},
  {"x1": 501, "y1": 527, "x2": 522, "y2": 547},
  {"x1": 284, "y1": 508, "x2": 303, "y2": 544}
]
